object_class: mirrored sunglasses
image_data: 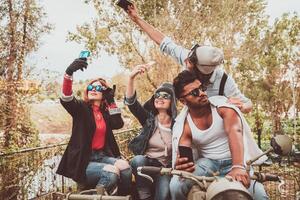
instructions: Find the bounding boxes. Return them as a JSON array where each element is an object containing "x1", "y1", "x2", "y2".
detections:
[
  {"x1": 87, "y1": 84, "x2": 105, "y2": 92},
  {"x1": 154, "y1": 92, "x2": 172, "y2": 99}
]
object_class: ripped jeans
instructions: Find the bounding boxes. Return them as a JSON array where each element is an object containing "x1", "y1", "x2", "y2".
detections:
[
  {"x1": 169, "y1": 158, "x2": 269, "y2": 200},
  {"x1": 85, "y1": 150, "x2": 132, "y2": 195},
  {"x1": 130, "y1": 155, "x2": 171, "y2": 200}
]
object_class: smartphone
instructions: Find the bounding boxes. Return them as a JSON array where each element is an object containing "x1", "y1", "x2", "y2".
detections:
[
  {"x1": 79, "y1": 50, "x2": 91, "y2": 59},
  {"x1": 178, "y1": 146, "x2": 194, "y2": 163},
  {"x1": 115, "y1": 0, "x2": 133, "y2": 11}
]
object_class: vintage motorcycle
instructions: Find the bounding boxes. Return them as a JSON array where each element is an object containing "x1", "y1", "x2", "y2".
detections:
[
  {"x1": 64, "y1": 135, "x2": 292, "y2": 200},
  {"x1": 137, "y1": 134, "x2": 293, "y2": 200}
]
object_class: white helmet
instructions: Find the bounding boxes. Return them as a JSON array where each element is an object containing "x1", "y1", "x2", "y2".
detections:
[{"x1": 206, "y1": 178, "x2": 252, "y2": 200}]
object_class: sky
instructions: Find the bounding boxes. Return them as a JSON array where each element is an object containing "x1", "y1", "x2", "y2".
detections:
[{"x1": 31, "y1": 0, "x2": 300, "y2": 81}]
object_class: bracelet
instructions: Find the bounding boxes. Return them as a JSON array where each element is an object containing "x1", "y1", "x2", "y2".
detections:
[
  {"x1": 64, "y1": 73, "x2": 73, "y2": 80},
  {"x1": 230, "y1": 164, "x2": 246, "y2": 171}
]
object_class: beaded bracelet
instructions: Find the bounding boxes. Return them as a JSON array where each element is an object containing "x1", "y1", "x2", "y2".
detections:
[{"x1": 230, "y1": 164, "x2": 246, "y2": 171}]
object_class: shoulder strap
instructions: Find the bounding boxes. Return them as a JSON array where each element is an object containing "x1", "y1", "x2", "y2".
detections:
[{"x1": 219, "y1": 72, "x2": 228, "y2": 96}]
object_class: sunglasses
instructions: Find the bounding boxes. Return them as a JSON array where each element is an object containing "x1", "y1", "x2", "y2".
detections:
[
  {"x1": 154, "y1": 92, "x2": 172, "y2": 100},
  {"x1": 187, "y1": 44, "x2": 200, "y2": 66},
  {"x1": 87, "y1": 84, "x2": 105, "y2": 92},
  {"x1": 180, "y1": 85, "x2": 207, "y2": 98}
]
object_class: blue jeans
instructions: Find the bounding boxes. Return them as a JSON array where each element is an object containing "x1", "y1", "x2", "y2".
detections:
[
  {"x1": 169, "y1": 157, "x2": 269, "y2": 200},
  {"x1": 130, "y1": 155, "x2": 171, "y2": 200},
  {"x1": 85, "y1": 151, "x2": 132, "y2": 195}
]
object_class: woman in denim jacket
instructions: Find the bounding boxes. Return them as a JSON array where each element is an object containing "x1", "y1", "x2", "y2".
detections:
[{"x1": 124, "y1": 64, "x2": 177, "y2": 200}]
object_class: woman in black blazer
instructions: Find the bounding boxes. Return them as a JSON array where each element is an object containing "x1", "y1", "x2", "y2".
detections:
[{"x1": 57, "y1": 58, "x2": 132, "y2": 195}]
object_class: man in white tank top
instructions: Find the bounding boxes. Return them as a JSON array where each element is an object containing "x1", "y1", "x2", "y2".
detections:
[{"x1": 169, "y1": 70, "x2": 268, "y2": 200}]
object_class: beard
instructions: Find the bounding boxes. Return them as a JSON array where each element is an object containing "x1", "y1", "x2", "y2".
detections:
[{"x1": 186, "y1": 97, "x2": 210, "y2": 109}]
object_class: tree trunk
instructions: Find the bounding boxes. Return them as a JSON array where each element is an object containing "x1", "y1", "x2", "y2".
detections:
[
  {"x1": 272, "y1": 102, "x2": 282, "y2": 135},
  {"x1": 17, "y1": 0, "x2": 30, "y2": 81},
  {"x1": 4, "y1": 0, "x2": 18, "y2": 148}
]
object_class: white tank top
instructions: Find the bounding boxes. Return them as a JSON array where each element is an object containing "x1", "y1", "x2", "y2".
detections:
[{"x1": 186, "y1": 105, "x2": 231, "y2": 160}]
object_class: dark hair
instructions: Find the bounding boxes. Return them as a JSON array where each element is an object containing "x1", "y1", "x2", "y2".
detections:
[
  {"x1": 173, "y1": 70, "x2": 198, "y2": 99},
  {"x1": 143, "y1": 90, "x2": 173, "y2": 117}
]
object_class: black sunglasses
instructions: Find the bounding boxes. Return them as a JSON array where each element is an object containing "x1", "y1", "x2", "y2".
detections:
[
  {"x1": 180, "y1": 85, "x2": 207, "y2": 98},
  {"x1": 154, "y1": 92, "x2": 172, "y2": 99}
]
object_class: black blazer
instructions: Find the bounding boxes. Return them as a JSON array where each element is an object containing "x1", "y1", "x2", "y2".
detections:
[{"x1": 56, "y1": 97, "x2": 124, "y2": 183}]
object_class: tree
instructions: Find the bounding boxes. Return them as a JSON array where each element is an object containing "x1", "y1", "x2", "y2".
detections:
[
  {"x1": 69, "y1": 0, "x2": 269, "y2": 99},
  {"x1": 238, "y1": 13, "x2": 300, "y2": 134},
  {"x1": 0, "y1": 0, "x2": 52, "y2": 150},
  {"x1": 70, "y1": 0, "x2": 299, "y2": 136}
]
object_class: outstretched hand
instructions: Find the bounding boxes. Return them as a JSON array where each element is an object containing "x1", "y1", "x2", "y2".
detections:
[
  {"x1": 129, "y1": 62, "x2": 155, "y2": 79},
  {"x1": 126, "y1": 4, "x2": 139, "y2": 22},
  {"x1": 65, "y1": 58, "x2": 88, "y2": 76}
]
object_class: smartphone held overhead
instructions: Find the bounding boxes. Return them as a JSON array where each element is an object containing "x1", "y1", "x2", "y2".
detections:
[
  {"x1": 79, "y1": 50, "x2": 91, "y2": 59},
  {"x1": 115, "y1": 0, "x2": 133, "y2": 11}
]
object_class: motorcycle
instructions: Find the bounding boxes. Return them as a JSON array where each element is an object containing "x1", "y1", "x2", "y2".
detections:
[
  {"x1": 63, "y1": 135, "x2": 292, "y2": 200},
  {"x1": 137, "y1": 135, "x2": 293, "y2": 200}
]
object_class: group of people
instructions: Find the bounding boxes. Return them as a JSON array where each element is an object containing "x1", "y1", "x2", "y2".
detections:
[{"x1": 56, "y1": 4, "x2": 268, "y2": 200}]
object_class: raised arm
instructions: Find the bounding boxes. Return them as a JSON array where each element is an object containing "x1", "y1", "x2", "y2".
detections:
[
  {"x1": 218, "y1": 107, "x2": 250, "y2": 188},
  {"x1": 60, "y1": 59, "x2": 88, "y2": 117},
  {"x1": 126, "y1": 64, "x2": 149, "y2": 98},
  {"x1": 127, "y1": 4, "x2": 165, "y2": 45},
  {"x1": 126, "y1": 4, "x2": 189, "y2": 68},
  {"x1": 125, "y1": 64, "x2": 152, "y2": 125}
]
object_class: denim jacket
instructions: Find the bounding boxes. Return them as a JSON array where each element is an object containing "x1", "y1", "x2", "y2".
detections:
[
  {"x1": 124, "y1": 92, "x2": 158, "y2": 155},
  {"x1": 124, "y1": 86, "x2": 177, "y2": 155}
]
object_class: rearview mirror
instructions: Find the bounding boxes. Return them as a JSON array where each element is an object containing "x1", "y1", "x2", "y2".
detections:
[{"x1": 270, "y1": 135, "x2": 293, "y2": 156}]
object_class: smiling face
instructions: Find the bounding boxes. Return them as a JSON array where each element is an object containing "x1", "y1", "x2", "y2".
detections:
[
  {"x1": 87, "y1": 81, "x2": 104, "y2": 102},
  {"x1": 179, "y1": 79, "x2": 209, "y2": 108},
  {"x1": 153, "y1": 91, "x2": 172, "y2": 112}
]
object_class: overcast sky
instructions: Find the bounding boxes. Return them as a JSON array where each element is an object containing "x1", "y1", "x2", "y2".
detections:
[{"x1": 30, "y1": 0, "x2": 300, "y2": 81}]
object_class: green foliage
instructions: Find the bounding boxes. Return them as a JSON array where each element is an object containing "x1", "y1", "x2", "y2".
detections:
[
  {"x1": 68, "y1": 0, "x2": 299, "y2": 137},
  {"x1": 238, "y1": 13, "x2": 300, "y2": 132},
  {"x1": 0, "y1": 0, "x2": 52, "y2": 151}
]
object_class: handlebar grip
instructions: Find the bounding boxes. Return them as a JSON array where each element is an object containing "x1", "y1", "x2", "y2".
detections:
[
  {"x1": 140, "y1": 166, "x2": 162, "y2": 176},
  {"x1": 264, "y1": 174, "x2": 280, "y2": 182},
  {"x1": 253, "y1": 172, "x2": 280, "y2": 182}
]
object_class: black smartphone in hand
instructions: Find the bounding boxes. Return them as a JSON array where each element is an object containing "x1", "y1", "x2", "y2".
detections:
[
  {"x1": 178, "y1": 146, "x2": 194, "y2": 163},
  {"x1": 115, "y1": 0, "x2": 133, "y2": 11}
]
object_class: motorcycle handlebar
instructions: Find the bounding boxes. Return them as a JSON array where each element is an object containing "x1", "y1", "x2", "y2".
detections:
[
  {"x1": 138, "y1": 166, "x2": 281, "y2": 183},
  {"x1": 252, "y1": 172, "x2": 280, "y2": 182},
  {"x1": 140, "y1": 166, "x2": 162, "y2": 176}
]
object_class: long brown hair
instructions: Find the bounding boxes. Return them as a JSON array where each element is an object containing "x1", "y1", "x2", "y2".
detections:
[{"x1": 83, "y1": 78, "x2": 109, "y2": 111}]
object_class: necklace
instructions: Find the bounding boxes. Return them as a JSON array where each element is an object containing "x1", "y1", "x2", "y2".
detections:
[
  {"x1": 157, "y1": 124, "x2": 171, "y2": 157},
  {"x1": 95, "y1": 113, "x2": 102, "y2": 120},
  {"x1": 93, "y1": 107, "x2": 102, "y2": 120}
]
